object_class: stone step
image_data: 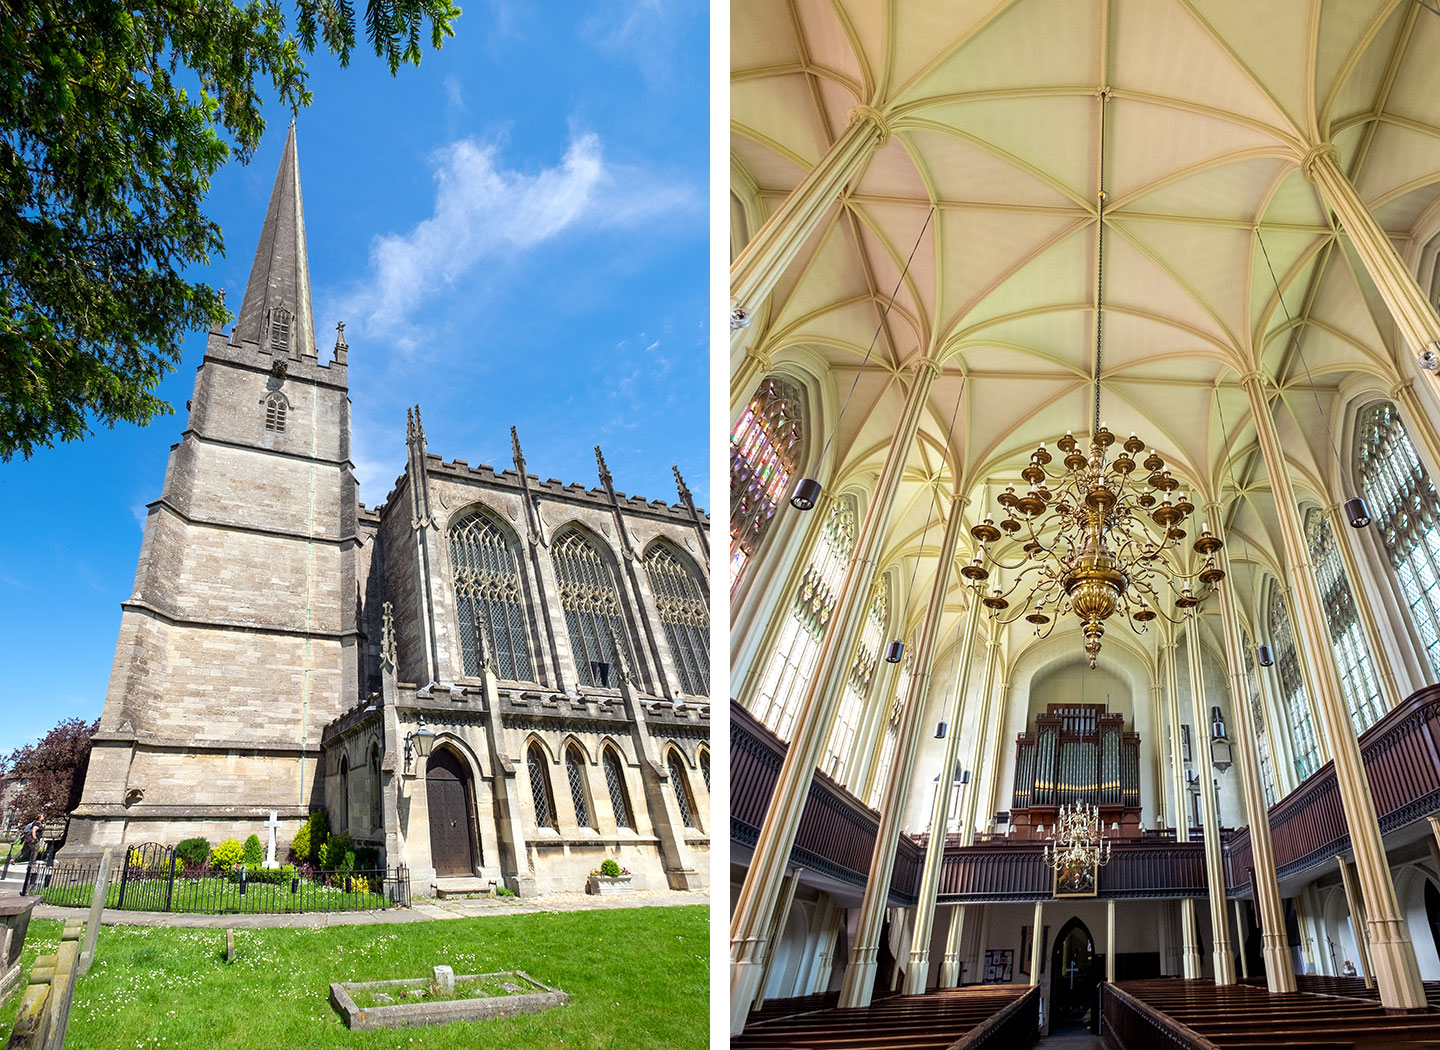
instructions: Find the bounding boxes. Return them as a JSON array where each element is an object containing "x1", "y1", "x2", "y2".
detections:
[{"x1": 434, "y1": 877, "x2": 496, "y2": 898}]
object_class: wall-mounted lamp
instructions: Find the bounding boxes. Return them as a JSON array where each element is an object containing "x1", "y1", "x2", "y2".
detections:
[{"x1": 403, "y1": 715, "x2": 436, "y2": 775}]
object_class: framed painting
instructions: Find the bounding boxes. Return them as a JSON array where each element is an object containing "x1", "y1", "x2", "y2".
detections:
[{"x1": 1054, "y1": 855, "x2": 1099, "y2": 897}]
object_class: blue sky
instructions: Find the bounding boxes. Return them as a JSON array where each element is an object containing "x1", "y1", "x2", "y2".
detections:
[{"x1": 0, "y1": 1, "x2": 709, "y2": 757}]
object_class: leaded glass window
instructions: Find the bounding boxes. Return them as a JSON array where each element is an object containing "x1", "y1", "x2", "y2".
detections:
[
  {"x1": 603, "y1": 748, "x2": 633, "y2": 830},
  {"x1": 553, "y1": 529, "x2": 629, "y2": 688},
  {"x1": 269, "y1": 305, "x2": 292, "y2": 351},
  {"x1": 1269, "y1": 592, "x2": 1319, "y2": 780},
  {"x1": 1305, "y1": 508, "x2": 1383, "y2": 732},
  {"x1": 527, "y1": 744, "x2": 556, "y2": 829},
  {"x1": 1356, "y1": 400, "x2": 1440, "y2": 677},
  {"x1": 699, "y1": 749, "x2": 710, "y2": 792},
  {"x1": 824, "y1": 576, "x2": 889, "y2": 785},
  {"x1": 264, "y1": 395, "x2": 286, "y2": 433},
  {"x1": 565, "y1": 747, "x2": 590, "y2": 829},
  {"x1": 752, "y1": 495, "x2": 857, "y2": 738},
  {"x1": 668, "y1": 751, "x2": 696, "y2": 828},
  {"x1": 449, "y1": 510, "x2": 533, "y2": 681},
  {"x1": 731, "y1": 376, "x2": 804, "y2": 594},
  {"x1": 369, "y1": 744, "x2": 382, "y2": 831},
  {"x1": 645, "y1": 544, "x2": 709, "y2": 696},
  {"x1": 868, "y1": 643, "x2": 912, "y2": 807}
]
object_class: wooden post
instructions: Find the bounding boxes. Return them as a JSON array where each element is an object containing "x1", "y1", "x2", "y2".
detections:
[{"x1": 77, "y1": 849, "x2": 112, "y2": 976}]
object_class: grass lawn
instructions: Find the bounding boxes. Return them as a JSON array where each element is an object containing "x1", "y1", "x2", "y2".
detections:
[{"x1": 0, "y1": 905, "x2": 708, "y2": 1049}]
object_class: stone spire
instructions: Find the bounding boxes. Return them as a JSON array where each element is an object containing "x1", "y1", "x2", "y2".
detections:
[{"x1": 233, "y1": 121, "x2": 315, "y2": 359}]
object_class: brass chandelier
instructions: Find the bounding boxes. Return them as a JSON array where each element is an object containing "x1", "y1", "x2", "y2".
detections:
[
  {"x1": 963, "y1": 91, "x2": 1225, "y2": 669},
  {"x1": 1041, "y1": 802, "x2": 1113, "y2": 875}
]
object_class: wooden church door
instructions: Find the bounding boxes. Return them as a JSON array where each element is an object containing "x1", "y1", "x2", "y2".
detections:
[{"x1": 426, "y1": 748, "x2": 477, "y2": 877}]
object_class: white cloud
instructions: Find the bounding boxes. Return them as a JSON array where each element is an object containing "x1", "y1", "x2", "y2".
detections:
[
  {"x1": 443, "y1": 74, "x2": 465, "y2": 112},
  {"x1": 330, "y1": 131, "x2": 697, "y2": 342}
]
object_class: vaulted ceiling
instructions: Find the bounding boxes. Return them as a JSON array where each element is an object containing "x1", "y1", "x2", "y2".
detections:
[{"x1": 732, "y1": 0, "x2": 1440, "y2": 657}]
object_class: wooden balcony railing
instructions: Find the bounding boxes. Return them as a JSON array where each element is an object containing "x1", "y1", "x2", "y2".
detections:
[
  {"x1": 1226, "y1": 684, "x2": 1440, "y2": 894},
  {"x1": 934, "y1": 839, "x2": 1209, "y2": 903}
]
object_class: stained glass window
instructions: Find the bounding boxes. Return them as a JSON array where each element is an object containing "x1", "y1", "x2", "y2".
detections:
[
  {"x1": 752, "y1": 495, "x2": 857, "y2": 738},
  {"x1": 1356, "y1": 400, "x2": 1440, "y2": 678},
  {"x1": 731, "y1": 376, "x2": 804, "y2": 594},
  {"x1": 868, "y1": 643, "x2": 912, "y2": 807},
  {"x1": 668, "y1": 751, "x2": 696, "y2": 828},
  {"x1": 553, "y1": 529, "x2": 630, "y2": 688},
  {"x1": 1269, "y1": 593, "x2": 1319, "y2": 780},
  {"x1": 1305, "y1": 508, "x2": 1383, "y2": 733},
  {"x1": 824, "y1": 577, "x2": 888, "y2": 785},
  {"x1": 527, "y1": 744, "x2": 556, "y2": 829},
  {"x1": 645, "y1": 544, "x2": 709, "y2": 696},
  {"x1": 565, "y1": 747, "x2": 590, "y2": 829},
  {"x1": 603, "y1": 748, "x2": 633, "y2": 830},
  {"x1": 449, "y1": 509, "x2": 533, "y2": 681}
]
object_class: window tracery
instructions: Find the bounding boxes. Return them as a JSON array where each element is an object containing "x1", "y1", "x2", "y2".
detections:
[
  {"x1": 868, "y1": 642, "x2": 912, "y2": 807},
  {"x1": 824, "y1": 576, "x2": 888, "y2": 785},
  {"x1": 1242, "y1": 640, "x2": 1278, "y2": 807},
  {"x1": 527, "y1": 744, "x2": 556, "y2": 829},
  {"x1": 1304, "y1": 508, "x2": 1383, "y2": 733},
  {"x1": 552, "y1": 529, "x2": 629, "y2": 688},
  {"x1": 449, "y1": 509, "x2": 533, "y2": 681},
  {"x1": 645, "y1": 544, "x2": 709, "y2": 696},
  {"x1": 1269, "y1": 592, "x2": 1319, "y2": 780},
  {"x1": 730, "y1": 376, "x2": 804, "y2": 594},
  {"x1": 667, "y1": 751, "x2": 696, "y2": 828},
  {"x1": 1356, "y1": 400, "x2": 1440, "y2": 678},
  {"x1": 603, "y1": 747, "x2": 633, "y2": 830},
  {"x1": 751, "y1": 495, "x2": 857, "y2": 738},
  {"x1": 263, "y1": 394, "x2": 286, "y2": 433},
  {"x1": 269, "y1": 304, "x2": 292, "y2": 352},
  {"x1": 565, "y1": 746, "x2": 591, "y2": 829}
]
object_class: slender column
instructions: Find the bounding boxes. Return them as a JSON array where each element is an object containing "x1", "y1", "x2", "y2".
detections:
[
  {"x1": 1181, "y1": 898, "x2": 1202, "y2": 979},
  {"x1": 1211, "y1": 513, "x2": 1296, "y2": 992},
  {"x1": 1338, "y1": 854, "x2": 1375, "y2": 990},
  {"x1": 840, "y1": 493, "x2": 969, "y2": 1007},
  {"x1": 1303, "y1": 145, "x2": 1440, "y2": 386},
  {"x1": 1234, "y1": 900, "x2": 1250, "y2": 980},
  {"x1": 896, "y1": 587, "x2": 984, "y2": 996},
  {"x1": 1243, "y1": 370, "x2": 1426, "y2": 1008},
  {"x1": 800, "y1": 895, "x2": 835, "y2": 995},
  {"x1": 1278, "y1": 584, "x2": 1332, "y2": 765},
  {"x1": 1161, "y1": 638, "x2": 1189, "y2": 840},
  {"x1": 1185, "y1": 617, "x2": 1234, "y2": 984},
  {"x1": 1256, "y1": 656, "x2": 1299, "y2": 798},
  {"x1": 1029, "y1": 901, "x2": 1045, "y2": 987},
  {"x1": 753, "y1": 868, "x2": 802, "y2": 1009},
  {"x1": 1326, "y1": 504, "x2": 1403, "y2": 710},
  {"x1": 730, "y1": 359, "x2": 943, "y2": 1033},
  {"x1": 730, "y1": 108, "x2": 890, "y2": 338},
  {"x1": 1303, "y1": 885, "x2": 1333, "y2": 975},
  {"x1": 1106, "y1": 900, "x2": 1117, "y2": 984},
  {"x1": 972, "y1": 904, "x2": 992, "y2": 984},
  {"x1": 1150, "y1": 679, "x2": 1167, "y2": 826},
  {"x1": 979, "y1": 678, "x2": 1012, "y2": 832},
  {"x1": 958, "y1": 626, "x2": 1002, "y2": 843},
  {"x1": 812, "y1": 904, "x2": 845, "y2": 994},
  {"x1": 940, "y1": 904, "x2": 966, "y2": 987}
]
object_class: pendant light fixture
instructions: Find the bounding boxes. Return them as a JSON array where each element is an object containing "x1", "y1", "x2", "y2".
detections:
[{"x1": 790, "y1": 206, "x2": 936, "y2": 511}]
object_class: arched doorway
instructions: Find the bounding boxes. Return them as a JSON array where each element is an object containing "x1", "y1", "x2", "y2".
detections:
[
  {"x1": 426, "y1": 747, "x2": 478, "y2": 877},
  {"x1": 1425, "y1": 880, "x2": 1440, "y2": 965},
  {"x1": 1050, "y1": 917, "x2": 1098, "y2": 1029}
]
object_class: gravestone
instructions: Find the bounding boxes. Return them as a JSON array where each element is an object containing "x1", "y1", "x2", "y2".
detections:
[
  {"x1": 225, "y1": 929, "x2": 235, "y2": 963},
  {"x1": 433, "y1": 965, "x2": 454, "y2": 994},
  {"x1": 0, "y1": 896, "x2": 38, "y2": 1007}
]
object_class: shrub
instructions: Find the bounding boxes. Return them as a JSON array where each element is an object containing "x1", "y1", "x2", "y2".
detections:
[
  {"x1": 174, "y1": 837, "x2": 210, "y2": 868},
  {"x1": 353, "y1": 846, "x2": 380, "y2": 871},
  {"x1": 496, "y1": 884, "x2": 516, "y2": 898},
  {"x1": 289, "y1": 810, "x2": 329, "y2": 863},
  {"x1": 242, "y1": 834, "x2": 263, "y2": 866},
  {"x1": 211, "y1": 838, "x2": 245, "y2": 872},
  {"x1": 228, "y1": 863, "x2": 296, "y2": 885},
  {"x1": 318, "y1": 831, "x2": 354, "y2": 872},
  {"x1": 600, "y1": 858, "x2": 622, "y2": 878}
]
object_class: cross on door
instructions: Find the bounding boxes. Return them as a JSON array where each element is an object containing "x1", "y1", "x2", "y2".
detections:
[{"x1": 1064, "y1": 958, "x2": 1081, "y2": 989}]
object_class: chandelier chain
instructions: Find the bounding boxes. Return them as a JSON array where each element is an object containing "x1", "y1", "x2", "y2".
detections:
[{"x1": 1093, "y1": 91, "x2": 1108, "y2": 438}]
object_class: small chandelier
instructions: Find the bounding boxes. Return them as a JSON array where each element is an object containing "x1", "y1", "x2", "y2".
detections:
[
  {"x1": 1042, "y1": 802, "x2": 1113, "y2": 874},
  {"x1": 964, "y1": 91, "x2": 1224, "y2": 669}
]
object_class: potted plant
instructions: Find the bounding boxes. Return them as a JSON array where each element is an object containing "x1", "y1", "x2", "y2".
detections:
[{"x1": 586, "y1": 858, "x2": 633, "y2": 895}]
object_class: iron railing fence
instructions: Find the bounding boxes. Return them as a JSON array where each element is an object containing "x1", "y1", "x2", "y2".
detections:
[{"x1": 28, "y1": 849, "x2": 410, "y2": 914}]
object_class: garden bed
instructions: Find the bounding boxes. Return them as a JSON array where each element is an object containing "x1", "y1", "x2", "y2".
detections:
[{"x1": 38, "y1": 867, "x2": 404, "y2": 914}]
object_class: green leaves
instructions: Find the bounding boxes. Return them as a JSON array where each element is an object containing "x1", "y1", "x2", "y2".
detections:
[{"x1": 0, "y1": 0, "x2": 460, "y2": 461}]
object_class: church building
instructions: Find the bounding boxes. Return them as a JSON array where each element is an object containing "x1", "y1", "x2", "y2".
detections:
[
  {"x1": 64, "y1": 125, "x2": 712, "y2": 898},
  {"x1": 731, "y1": 1, "x2": 1440, "y2": 1044}
]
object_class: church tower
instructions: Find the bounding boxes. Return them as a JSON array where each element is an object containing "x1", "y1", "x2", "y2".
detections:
[{"x1": 68, "y1": 125, "x2": 360, "y2": 853}]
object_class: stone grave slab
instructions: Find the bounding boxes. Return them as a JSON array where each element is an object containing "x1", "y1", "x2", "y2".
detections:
[{"x1": 329, "y1": 969, "x2": 567, "y2": 1030}]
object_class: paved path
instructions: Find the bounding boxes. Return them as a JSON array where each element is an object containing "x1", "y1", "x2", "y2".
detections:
[{"x1": 9, "y1": 887, "x2": 708, "y2": 929}]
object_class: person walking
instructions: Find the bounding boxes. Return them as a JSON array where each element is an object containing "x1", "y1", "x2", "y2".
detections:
[{"x1": 20, "y1": 814, "x2": 43, "y2": 863}]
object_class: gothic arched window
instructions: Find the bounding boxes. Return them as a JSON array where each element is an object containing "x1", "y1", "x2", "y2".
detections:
[
  {"x1": 369, "y1": 743, "x2": 382, "y2": 831},
  {"x1": 552, "y1": 529, "x2": 629, "y2": 689},
  {"x1": 751, "y1": 494, "x2": 857, "y2": 738},
  {"x1": 699, "y1": 748, "x2": 710, "y2": 793},
  {"x1": 667, "y1": 750, "x2": 696, "y2": 829},
  {"x1": 868, "y1": 642, "x2": 912, "y2": 807},
  {"x1": 263, "y1": 394, "x2": 286, "y2": 433},
  {"x1": 527, "y1": 743, "x2": 556, "y2": 830},
  {"x1": 603, "y1": 747, "x2": 633, "y2": 830},
  {"x1": 565, "y1": 745, "x2": 591, "y2": 829},
  {"x1": 645, "y1": 544, "x2": 709, "y2": 696},
  {"x1": 1356, "y1": 400, "x2": 1440, "y2": 677},
  {"x1": 730, "y1": 376, "x2": 804, "y2": 594},
  {"x1": 1269, "y1": 592, "x2": 1319, "y2": 780},
  {"x1": 824, "y1": 576, "x2": 889, "y2": 785},
  {"x1": 449, "y1": 509, "x2": 532, "y2": 681},
  {"x1": 269, "y1": 304, "x2": 292, "y2": 352},
  {"x1": 1305, "y1": 508, "x2": 1383, "y2": 733},
  {"x1": 338, "y1": 754, "x2": 350, "y2": 831}
]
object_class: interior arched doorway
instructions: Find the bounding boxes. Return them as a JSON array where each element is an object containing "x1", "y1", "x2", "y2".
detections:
[
  {"x1": 1050, "y1": 917, "x2": 1098, "y2": 1029},
  {"x1": 426, "y1": 747, "x2": 479, "y2": 877}
]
